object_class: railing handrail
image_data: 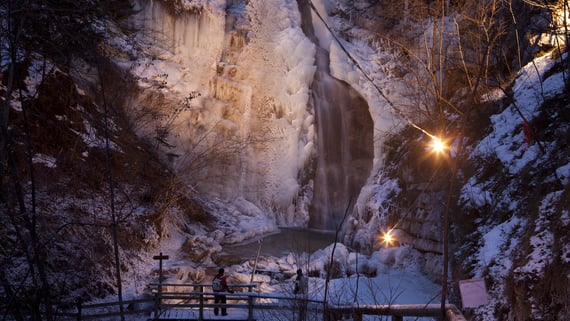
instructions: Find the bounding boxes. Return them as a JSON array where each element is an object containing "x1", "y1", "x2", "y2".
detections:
[
  {"x1": 156, "y1": 290, "x2": 325, "y2": 305},
  {"x1": 328, "y1": 303, "x2": 467, "y2": 321},
  {"x1": 150, "y1": 283, "x2": 258, "y2": 288},
  {"x1": 79, "y1": 298, "x2": 154, "y2": 309}
]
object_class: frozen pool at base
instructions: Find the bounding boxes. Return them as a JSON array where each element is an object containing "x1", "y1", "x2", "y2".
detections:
[{"x1": 220, "y1": 227, "x2": 337, "y2": 260}]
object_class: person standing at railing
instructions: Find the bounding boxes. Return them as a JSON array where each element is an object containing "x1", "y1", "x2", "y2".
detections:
[
  {"x1": 294, "y1": 269, "x2": 308, "y2": 321},
  {"x1": 212, "y1": 268, "x2": 233, "y2": 316}
]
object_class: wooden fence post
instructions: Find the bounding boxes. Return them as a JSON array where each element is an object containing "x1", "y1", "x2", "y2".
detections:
[
  {"x1": 198, "y1": 285, "x2": 204, "y2": 321},
  {"x1": 152, "y1": 253, "x2": 169, "y2": 321},
  {"x1": 76, "y1": 301, "x2": 82, "y2": 321},
  {"x1": 247, "y1": 294, "x2": 254, "y2": 321},
  {"x1": 153, "y1": 253, "x2": 169, "y2": 297},
  {"x1": 153, "y1": 294, "x2": 160, "y2": 321}
]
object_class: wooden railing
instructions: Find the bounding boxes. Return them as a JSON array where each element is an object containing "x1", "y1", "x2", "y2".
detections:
[
  {"x1": 56, "y1": 283, "x2": 467, "y2": 321},
  {"x1": 327, "y1": 303, "x2": 467, "y2": 321},
  {"x1": 55, "y1": 298, "x2": 155, "y2": 320},
  {"x1": 153, "y1": 283, "x2": 259, "y2": 320}
]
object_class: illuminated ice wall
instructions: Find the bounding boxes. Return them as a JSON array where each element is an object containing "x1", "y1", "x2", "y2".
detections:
[{"x1": 125, "y1": 0, "x2": 378, "y2": 230}]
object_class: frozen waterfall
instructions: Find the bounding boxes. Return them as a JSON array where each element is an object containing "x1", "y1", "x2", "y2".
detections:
[{"x1": 298, "y1": 0, "x2": 374, "y2": 230}]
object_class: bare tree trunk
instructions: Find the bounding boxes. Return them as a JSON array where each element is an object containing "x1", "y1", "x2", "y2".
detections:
[
  {"x1": 97, "y1": 60, "x2": 125, "y2": 321},
  {"x1": 0, "y1": 0, "x2": 23, "y2": 181},
  {"x1": 2, "y1": 26, "x2": 55, "y2": 319},
  {"x1": 323, "y1": 200, "x2": 352, "y2": 320}
]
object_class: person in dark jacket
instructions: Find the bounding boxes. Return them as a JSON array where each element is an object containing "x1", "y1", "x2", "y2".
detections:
[
  {"x1": 294, "y1": 269, "x2": 308, "y2": 321},
  {"x1": 212, "y1": 268, "x2": 233, "y2": 316}
]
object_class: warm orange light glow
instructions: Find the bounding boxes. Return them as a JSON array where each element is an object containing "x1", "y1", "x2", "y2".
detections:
[
  {"x1": 381, "y1": 229, "x2": 395, "y2": 246},
  {"x1": 430, "y1": 136, "x2": 447, "y2": 154}
]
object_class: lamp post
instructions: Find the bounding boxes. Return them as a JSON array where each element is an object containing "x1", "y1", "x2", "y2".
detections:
[
  {"x1": 441, "y1": 184, "x2": 452, "y2": 319},
  {"x1": 429, "y1": 136, "x2": 452, "y2": 319}
]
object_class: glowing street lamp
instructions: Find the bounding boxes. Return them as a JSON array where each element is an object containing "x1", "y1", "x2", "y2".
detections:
[
  {"x1": 430, "y1": 136, "x2": 447, "y2": 154},
  {"x1": 381, "y1": 229, "x2": 395, "y2": 247}
]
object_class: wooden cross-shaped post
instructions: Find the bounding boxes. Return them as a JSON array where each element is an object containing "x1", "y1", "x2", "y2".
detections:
[
  {"x1": 152, "y1": 253, "x2": 169, "y2": 321},
  {"x1": 153, "y1": 253, "x2": 169, "y2": 295}
]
